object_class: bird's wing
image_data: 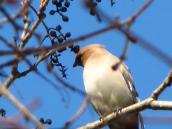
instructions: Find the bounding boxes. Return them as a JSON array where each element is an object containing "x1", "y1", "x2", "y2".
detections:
[
  {"x1": 120, "y1": 64, "x2": 145, "y2": 129},
  {"x1": 120, "y1": 64, "x2": 139, "y2": 103}
]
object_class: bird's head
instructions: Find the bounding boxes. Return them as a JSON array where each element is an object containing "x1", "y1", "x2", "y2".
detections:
[{"x1": 73, "y1": 44, "x2": 105, "y2": 67}]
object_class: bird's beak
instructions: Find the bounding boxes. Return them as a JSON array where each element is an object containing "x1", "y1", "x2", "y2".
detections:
[
  {"x1": 73, "y1": 57, "x2": 82, "y2": 67},
  {"x1": 73, "y1": 57, "x2": 79, "y2": 67}
]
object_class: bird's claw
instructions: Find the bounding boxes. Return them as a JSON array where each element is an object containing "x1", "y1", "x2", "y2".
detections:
[
  {"x1": 113, "y1": 107, "x2": 122, "y2": 116},
  {"x1": 99, "y1": 116, "x2": 103, "y2": 121}
]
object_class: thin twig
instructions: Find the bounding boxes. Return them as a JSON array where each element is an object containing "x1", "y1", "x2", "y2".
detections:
[
  {"x1": 78, "y1": 99, "x2": 172, "y2": 129},
  {"x1": 0, "y1": 87, "x2": 45, "y2": 129},
  {"x1": 151, "y1": 69, "x2": 172, "y2": 99},
  {"x1": 19, "y1": 0, "x2": 50, "y2": 49}
]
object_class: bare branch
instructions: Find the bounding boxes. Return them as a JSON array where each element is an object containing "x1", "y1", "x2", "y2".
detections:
[
  {"x1": 122, "y1": 0, "x2": 154, "y2": 26},
  {"x1": 78, "y1": 68, "x2": 172, "y2": 129},
  {"x1": 19, "y1": 0, "x2": 50, "y2": 48},
  {"x1": 0, "y1": 118, "x2": 28, "y2": 129},
  {"x1": 151, "y1": 69, "x2": 172, "y2": 99},
  {"x1": 78, "y1": 99, "x2": 172, "y2": 129},
  {"x1": 0, "y1": 87, "x2": 45, "y2": 129}
]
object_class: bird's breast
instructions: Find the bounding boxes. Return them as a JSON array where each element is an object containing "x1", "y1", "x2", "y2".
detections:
[{"x1": 83, "y1": 61, "x2": 134, "y2": 116}]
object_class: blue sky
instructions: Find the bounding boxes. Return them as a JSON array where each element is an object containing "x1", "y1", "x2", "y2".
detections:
[{"x1": 0, "y1": 0, "x2": 172, "y2": 129}]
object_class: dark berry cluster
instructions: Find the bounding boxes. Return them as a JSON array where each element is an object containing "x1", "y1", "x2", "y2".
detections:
[
  {"x1": 39, "y1": 118, "x2": 52, "y2": 125},
  {"x1": 49, "y1": 0, "x2": 74, "y2": 22},
  {"x1": 69, "y1": 44, "x2": 80, "y2": 54},
  {"x1": 48, "y1": 25, "x2": 71, "y2": 78},
  {"x1": 42, "y1": 24, "x2": 80, "y2": 78},
  {"x1": 50, "y1": 52, "x2": 68, "y2": 78},
  {"x1": 49, "y1": 24, "x2": 71, "y2": 53},
  {"x1": 49, "y1": 43, "x2": 80, "y2": 78}
]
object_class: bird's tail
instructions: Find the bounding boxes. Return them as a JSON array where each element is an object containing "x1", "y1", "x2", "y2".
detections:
[
  {"x1": 108, "y1": 112, "x2": 139, "y2": 129},
  {"x1": 139, "y1": 112, "x2": 145, "y2": 129}
]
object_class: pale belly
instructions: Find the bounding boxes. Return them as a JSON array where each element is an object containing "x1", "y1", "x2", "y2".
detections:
[
  {"x1": 83, "y1": 65, "x2": 134, "y2": 116},
  {"x1": 83, "y1": 56, "x2": 138, "y2": 129}
]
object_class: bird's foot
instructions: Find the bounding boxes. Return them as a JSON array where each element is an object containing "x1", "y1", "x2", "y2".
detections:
[
  {"x1": 113, "y1": 107, "x2": 122, "y2": 116},
  {"x1": 99, "y1": 116, "x2": 103, "y2": 121}
]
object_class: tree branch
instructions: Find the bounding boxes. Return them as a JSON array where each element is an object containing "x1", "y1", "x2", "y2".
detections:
[
  {"x1": 78, "y1": 69, "x2": 172, "y2": 129},
  {"x1": 0, "y1": 86, "x2": 45, "y2": 129},
  {"x1": 151, "y1": 69, "x2": 172, "y2": 99}
]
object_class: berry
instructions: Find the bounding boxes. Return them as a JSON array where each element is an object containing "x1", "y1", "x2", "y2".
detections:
[
  {"x1": 49, "y1": 10, "x2": 56, "y2": 15},
  {"x1": 56, "y1": 25, "x2": 62, "y2": 31},
  {"x1": 62, "y1": 15, "x2": 69, "y2": 22},
  {"x1": 46, "y1": 119, "x2": 52, "y2": 125},
  {"x1": 40, "y1": 118, "x2": 45, "y2": 123},
  {"x1": 64, "y1": 1, "x2": 70, "y2": 7},
  {"x1": 65, "y1": 32, "x2": 71, "y2": 38},
  {"x1": 72, "y1": 45, "x2": 80, "y2": 53},
  {"x1": 56, "y1": 2, "x2": 62, "y2": 7},
  {"x1": 58, "y1": 37, "x2": 64, "y2": 43},
  {"x1": 49, "y1": 31, "x2": 57, "y2": 37},
  {"x1": 61, "y1": 7, "x2": 67, "y2": 12}
]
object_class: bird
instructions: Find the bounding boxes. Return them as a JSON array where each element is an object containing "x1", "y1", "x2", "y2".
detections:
[{"x1": 73, "y1": 44, "x2": 144, "y2": 129}]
